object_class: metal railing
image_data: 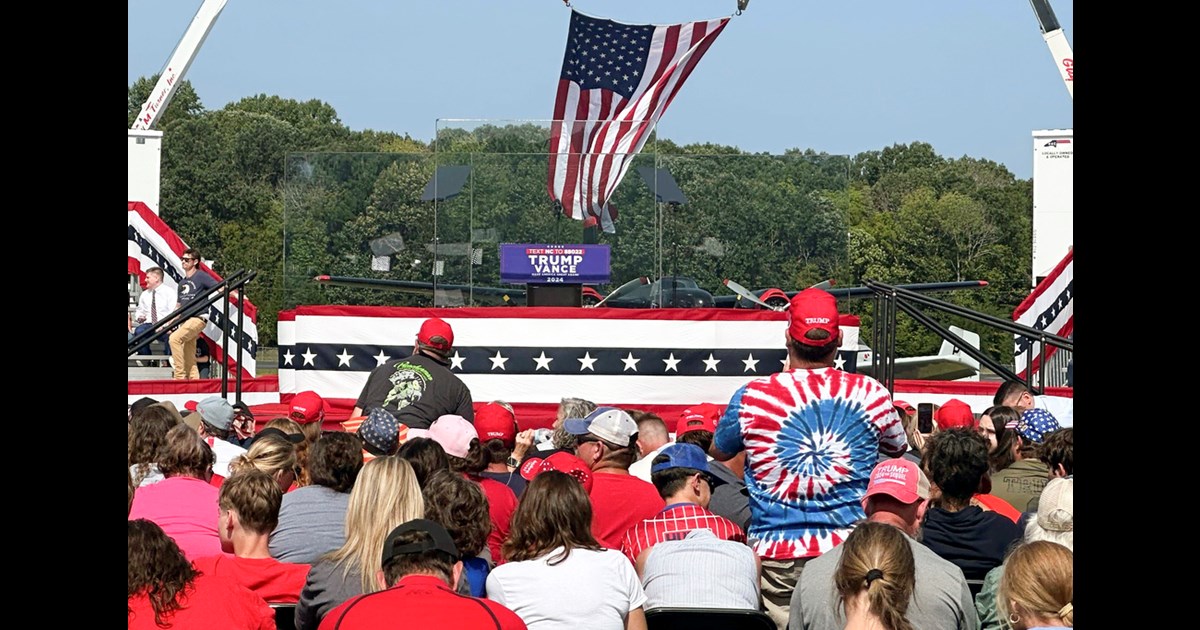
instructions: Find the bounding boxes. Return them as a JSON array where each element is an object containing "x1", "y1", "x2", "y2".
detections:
[
  {"x1": 863, "y1": 280, "x2": 1073, "y2": 395},
  {"x1": 127, "y1": 269, "x2": 257, "y2": 402}
]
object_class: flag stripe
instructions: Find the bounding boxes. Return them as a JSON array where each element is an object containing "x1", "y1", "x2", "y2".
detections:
[
  {"x1": 548, "y1": 10, "x2": 728, "y2": 232},
  {"x1": 1013, "y1": 249, "x2": 1073, "y2": 379}
]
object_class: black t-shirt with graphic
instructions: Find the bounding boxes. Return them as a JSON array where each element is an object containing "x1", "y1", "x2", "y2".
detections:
[
  {"x1": 178, "y1": 270, "x2": 218, "y2": 315},
  {"x1": 355, "y1": 351, "x2": 474, "y2": 430}
]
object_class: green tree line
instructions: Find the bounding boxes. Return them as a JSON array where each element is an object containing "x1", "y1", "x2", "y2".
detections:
[{"x1": 129, "y1": 78, "x2": 1035, "y2": 366}]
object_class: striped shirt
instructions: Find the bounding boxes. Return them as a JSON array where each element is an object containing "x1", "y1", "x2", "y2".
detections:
[{"x1": 620, "y1": 503, "x2": 745, "y2": 564}]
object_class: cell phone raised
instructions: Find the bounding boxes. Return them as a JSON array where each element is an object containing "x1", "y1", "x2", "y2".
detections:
[{"x1": 917, "y1": 403, "x2": 935, "y2": 434}]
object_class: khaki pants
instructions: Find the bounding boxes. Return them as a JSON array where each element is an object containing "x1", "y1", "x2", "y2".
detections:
[
  {"x1": 761, "y1": 557, "x2": 809, "y2": 630},
  {"x1": 169, "y1": 317, "x2": 206, "y2": 380}
]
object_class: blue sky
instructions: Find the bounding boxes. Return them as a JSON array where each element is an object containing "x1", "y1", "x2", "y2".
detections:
[{"x1": 128, "y1": 0, "x2": 1072, "y2": 180}]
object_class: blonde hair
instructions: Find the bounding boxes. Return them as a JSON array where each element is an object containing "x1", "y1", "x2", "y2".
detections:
[
  {"x1": 266, "y1": 417, "x2": 316, "y2": 487},
  {"x1": 998, "y1": 541, "x2": 1073, "y2": 628},
  {"x1": 323, "y1": 456, "x2": 424, "y2": 594},
  {"x1": 228, "y1": 434, "x2": 297, "y2": 489},
  {"x1": 834, "y1": 521, "x2": 916, "y2": 630}
]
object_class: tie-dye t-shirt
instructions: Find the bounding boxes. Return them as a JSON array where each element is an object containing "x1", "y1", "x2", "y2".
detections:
[{"x1": 714, "y1": 367, "x2": 907, "y2": 559}]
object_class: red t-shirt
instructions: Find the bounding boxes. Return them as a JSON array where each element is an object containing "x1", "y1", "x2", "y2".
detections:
[
  {"x1": 473, "y1": 475, "x2": 519, "y2": 564},
  {"x1": 318, "y1": 574, "x2": 527, "y2": 630},
  {"x1": 588, "y1": 473, "x2": 666, "y2": 550},
  {"x1": 192, "y1": 554, "x2": 311, "y2": 604},
  {"x1": 974, "y1": 493, "x2": 1022, "y2": 523},
  {"x1": 128, "y1": 570, "x2": 274, "y2": 630},
  {"x1": 620, "y1": 502, "x2": 746, "y2": 563}
]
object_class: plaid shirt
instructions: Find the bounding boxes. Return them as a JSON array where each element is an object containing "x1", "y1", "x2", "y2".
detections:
[{"x1": 620, "y1": 503, "x2": 746, "y2": 564}]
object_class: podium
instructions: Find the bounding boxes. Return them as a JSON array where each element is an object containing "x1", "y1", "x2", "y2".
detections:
[{"x1": 526, "y1": 284, "x2": 582, "y2": 307}]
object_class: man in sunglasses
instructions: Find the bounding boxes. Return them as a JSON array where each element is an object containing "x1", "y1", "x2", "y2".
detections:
[{"x1": 168, "y1": 248, "x2": 218, "y2": 380}]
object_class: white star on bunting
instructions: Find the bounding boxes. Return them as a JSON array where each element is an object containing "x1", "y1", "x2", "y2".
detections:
[
  {"x1": 489, "y1": 351, "x2": 509, "y2": 371},
  {"x1": 283, "y1": 350, "x2": 295, "y2": 366},
  {"x1": 742, "y1": 353, "x2": 759, "y2": 372},
  {"x1": 373, "y1": 350, "x2": 391, "y2": 366},
  {"x1": 621, "y1": 352, "x2": 641, "y2": 372},
  {"x1": 337, "y1": 349, "x2": 353, "y2": 367},
  {"x1": 533, "y1": 352, "x2": 554, "y2": 371},
  {"x1": 301, "y1": 348, "x2": 317, "y2": 366},
  {"x1": 834, "y1": 356, "x2": 846, "y2": 370},
  {"x1": 663, "y1": 353, "x2": 681, "y2": 372},
  {"x1": 702, "y1": 353, "x2": 721, "y2": 372},
  {"x1": 449, "y1": 352, "x2": 466, "y2": 370},
  {"x1": 578, "y1": 352, "x2": 598, "y2": 371}
]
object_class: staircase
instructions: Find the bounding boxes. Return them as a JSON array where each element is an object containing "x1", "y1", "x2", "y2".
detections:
[{"x1": 128, "y1": 340, "x2": 174, "y2": 380}]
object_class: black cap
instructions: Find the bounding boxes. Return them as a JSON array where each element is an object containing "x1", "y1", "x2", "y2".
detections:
[
  {"x1": 381, "y1": 519, "x2": 459, "y2": 564},
  {"x1": 253, "y1": 427, "x2": 304, "y2": 445}
]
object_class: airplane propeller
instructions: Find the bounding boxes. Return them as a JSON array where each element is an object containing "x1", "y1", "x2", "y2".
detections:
[
  {"x1": 722, "y1": 278, "x2": 837, "y2": 311},
  {"x1": 723, "y1": 279, "x2": 781, "y2": 311},
  {"x1": 593, "y1": 276, "x2": 651, "y2": 308}
]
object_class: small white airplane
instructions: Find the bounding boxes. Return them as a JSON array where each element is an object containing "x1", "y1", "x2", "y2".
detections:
[{"x1": 851, "y1": 326, "x2": 982, "y2": 382}]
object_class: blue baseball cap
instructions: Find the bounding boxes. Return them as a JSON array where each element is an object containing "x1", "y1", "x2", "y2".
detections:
[
  {"x1": 650, "y1": 443, "x2": 710, "y2": 476},
  {"x1": 1016, "y1": 408, "x2": 1060, "y2": 444}
]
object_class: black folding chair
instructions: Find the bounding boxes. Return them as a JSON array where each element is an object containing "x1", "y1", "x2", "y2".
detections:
[
  {"x1": 269, "y1": 603, "x2": 296, "y2": 630},
  {"x1": 645, "y1": 607, "x2": 775, "y2": 630}
]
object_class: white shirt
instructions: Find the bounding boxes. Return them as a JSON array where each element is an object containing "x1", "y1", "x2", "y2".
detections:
[
  {"x1": 135, "y1": 285, "x2": 178, "y2": 325},
  {"x1": 628, "y1": 443, "x2": 671, "y2": 483},
  {"x1": 486, "y1": 547, "x2": 646, "y2": 630},
  {"x1": 205, "y1": 436, "x2": 247, "y2": 479},
  {"x1": 629, "y1": 440, "x2": 716, "y2": 483},
  {"x1": 642, "y1": 529, "x2": 760, "y2": 611}
]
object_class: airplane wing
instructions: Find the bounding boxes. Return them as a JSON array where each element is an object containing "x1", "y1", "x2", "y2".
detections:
[
  {"x1": 854, "y1": 326, "x2": 983, "y2": 381},
  {"x1": 312, "y1": 275, "x2": 526, "y2": 306},
  {"x1": 712, "y1": 280, "x2": 990, "y2": 309}
]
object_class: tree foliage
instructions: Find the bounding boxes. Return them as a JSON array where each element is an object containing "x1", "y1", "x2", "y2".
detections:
[{"x1": 131, "y1": 78, "x2": 1036, "y2": 367}]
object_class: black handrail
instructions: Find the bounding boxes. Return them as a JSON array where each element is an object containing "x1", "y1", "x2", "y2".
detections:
[
  {"x1": 128, "y1": 268, "x2": 258, "y2": 404},
  {"x1": 127, "y1": 269, "x2": 252, "y2": 356},
  {"x1": 862, "y1": 280, "x2": 1073, "y2": 395}
]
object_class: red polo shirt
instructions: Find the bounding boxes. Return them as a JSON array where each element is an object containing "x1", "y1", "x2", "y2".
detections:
[
  {"x1": 589, "y1": 473, "x2": 666, "y2": 550},
  {"x1": 317, "y1": 574, "x2": 526, "y2": 630}
]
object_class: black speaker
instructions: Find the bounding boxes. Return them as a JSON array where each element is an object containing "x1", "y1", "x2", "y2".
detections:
[{"x1": 526, "y1": 284, "x2": 582, "y2": 307}]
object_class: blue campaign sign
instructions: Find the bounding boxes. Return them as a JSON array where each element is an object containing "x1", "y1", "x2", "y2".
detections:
[{"x1": 500, "y1": 244, "x2": 611, "y2": 284}]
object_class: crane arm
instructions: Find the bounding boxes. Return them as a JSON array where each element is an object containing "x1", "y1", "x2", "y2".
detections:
[
  {"x1": 130, "y1": 0, "x2": 229, "y2": 131},
  {"x1": 1027, "y1": 0, "x2": 1073, "y2": 100}
]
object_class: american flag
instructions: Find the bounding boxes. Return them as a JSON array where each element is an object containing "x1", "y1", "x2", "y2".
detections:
[
  {"x1": 1013, "y1": 248, "x2": 1073, "y2": 380},
  {"x1": 128, "y1": 201, "x2": 259, "y2": 377},
  {"x1": 547, "y1": 10, "x2": 729, "y2": 233}
]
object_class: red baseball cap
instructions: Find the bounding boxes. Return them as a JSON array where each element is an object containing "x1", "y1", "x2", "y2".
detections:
[
  {"x1": 676, "y1": 403, "x2": 723, "y2": 436},
  {"x1": 935, "y1": 398, "x2": 976, "y2": 431},
  {"x1": 787, "y1": 288, "x2": 840, "y2": 346},
  {"x1": 417, "y1": 318, "x2": 454, "y2": 354},
  {"x1": 862, "y1": 458, "x2": 930, "y2": 508},
  {"x1": 288, "y1": 390, "x2": 327, "y2": 424},
  {"x1": 520, "y1": 451, "x2": 594, "y2": 493},
  {"x1": 893, "y1": 400, "x2": 915, "y2": 413},
  {"x1": 473, "y1": 402, "x2": 517, "y2": 447}
]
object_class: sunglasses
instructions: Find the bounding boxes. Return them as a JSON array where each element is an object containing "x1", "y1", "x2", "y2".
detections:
[{"x1": 181, "y1": 257, "x2": 197, "y2": 261}]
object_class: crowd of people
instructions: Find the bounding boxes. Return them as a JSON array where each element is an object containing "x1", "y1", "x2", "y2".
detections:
[{"x1": 128, "y1": 293, "x2": 1075, "y2": 630}]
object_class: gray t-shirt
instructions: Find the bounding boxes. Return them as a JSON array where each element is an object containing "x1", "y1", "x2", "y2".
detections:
[
  {"x1": 788, "y1": 526, "x2": 980, "y2": 630},
  {"x1": 642, "y1": 528, "x2": 760, "y2": 611},
  {"x1": 269, "y1": 485, "x2": 351, "y2": 564},
  {"x1": 294, "y1": 558, "x2": 363, "y2": 630}
]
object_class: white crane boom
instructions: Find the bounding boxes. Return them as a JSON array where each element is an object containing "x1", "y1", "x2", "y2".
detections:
[
  {"x1": 1027, "y1": 0, "x2": 1073, "y2": 100},
  {"x1": 130, "y1": 0, "x2": 229, "y2": 130}
]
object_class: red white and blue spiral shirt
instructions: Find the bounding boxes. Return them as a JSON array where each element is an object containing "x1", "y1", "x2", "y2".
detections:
[{"x1": 713, "y1": 367, "x2": 907, "y2": 560}]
